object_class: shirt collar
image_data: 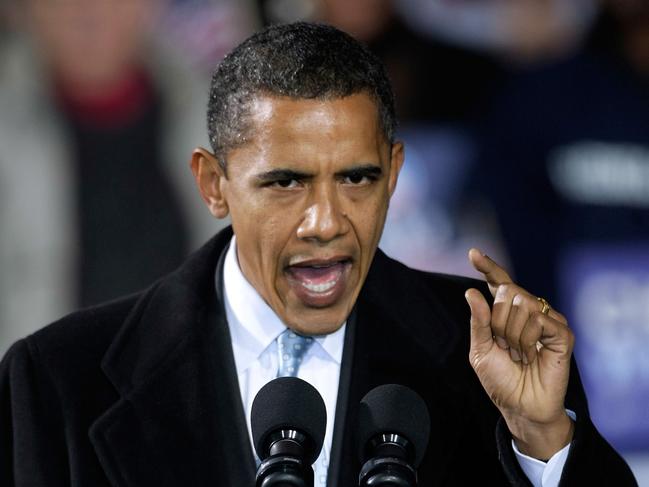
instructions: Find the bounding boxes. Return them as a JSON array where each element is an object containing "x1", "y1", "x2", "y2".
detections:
[{"x1": 222, "y1": 236, "x2": 345, "y2": 375}]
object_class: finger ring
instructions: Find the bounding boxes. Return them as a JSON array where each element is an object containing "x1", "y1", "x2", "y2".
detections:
[{"x1": 537, "y1": 297, "x2": 551, "y2": 315}]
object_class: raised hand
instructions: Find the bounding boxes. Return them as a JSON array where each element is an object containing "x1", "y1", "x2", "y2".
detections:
[{"x1": 465, "y1": 249, "x2": 574, "y2": 460}]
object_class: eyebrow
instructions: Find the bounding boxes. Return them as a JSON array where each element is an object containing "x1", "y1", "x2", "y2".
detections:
[
  {"x1": 335, "y1": 164, "x2": 383, "y2": 179},
  {"x1": 255, "y1": 169, "x2": 312, "y2": 183},
  {"x1": 254, "y1": 164, "x2": 383, "y2": 183}
]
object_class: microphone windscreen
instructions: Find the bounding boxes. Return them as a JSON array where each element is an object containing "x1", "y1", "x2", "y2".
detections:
[
  {"x1": 358, "y1": 384, "x2": 430, "y2": 467},
  {"x1": 251, "y1": 376, "x2": 327, "y2": 465}
]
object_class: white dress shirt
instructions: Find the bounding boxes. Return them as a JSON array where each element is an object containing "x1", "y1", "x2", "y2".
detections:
[
  {"x1": 223, "y1": 236, "x2": 344, "y2": 486},
  {"x1": 221, "y1": 236, "x2": 569, "y2": 486}
]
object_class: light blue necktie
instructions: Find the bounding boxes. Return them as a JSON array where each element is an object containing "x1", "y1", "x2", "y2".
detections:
[{"x1": 276, "y1": 329, "x2": 314, "y2": 377}]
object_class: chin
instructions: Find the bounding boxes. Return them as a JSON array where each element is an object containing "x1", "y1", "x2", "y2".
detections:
[{"x1": 286, "y1": 313, "x2": 347, "y2": 336}]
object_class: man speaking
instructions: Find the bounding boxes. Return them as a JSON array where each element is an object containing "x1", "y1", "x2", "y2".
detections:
[{"x1": 0, "y1": 22, "x2": 636, "y2": 486}]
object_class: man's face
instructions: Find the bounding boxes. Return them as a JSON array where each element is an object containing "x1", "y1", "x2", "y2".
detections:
[{"x1": 195, "y1": 93, "x2": 403, "y2": 335}]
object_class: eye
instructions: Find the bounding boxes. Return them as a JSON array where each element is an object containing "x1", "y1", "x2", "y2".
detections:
[
  {"x1": 342, "y1": 173, "x2": 376, "y2": 186},
  {"x1": 346, "y1": 174, "x2": 365, "y2": 184},
  {"x1": 271, "y1": 178, "x2": 300, "y2": 189}
]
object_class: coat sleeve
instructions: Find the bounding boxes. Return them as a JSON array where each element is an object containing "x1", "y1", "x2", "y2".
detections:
[
  {"x1": 0, "y1": 338, "x2": 70, "y2": 486},
  {"x1": 494, "y1": 356, "x2": 638, "y2": 486}
]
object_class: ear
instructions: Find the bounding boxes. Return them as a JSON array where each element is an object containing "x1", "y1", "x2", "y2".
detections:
[
  {"x1": 387, "y1": 141, "x2": 405, "y2": 197},
  {"x1": 190, "y1": 147, "x2": 229, "y2": 219}
]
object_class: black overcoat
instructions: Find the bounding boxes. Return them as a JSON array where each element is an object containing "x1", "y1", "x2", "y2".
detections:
[{"x1": 0, "y1": 227, "x2": 636, "y2": 486}]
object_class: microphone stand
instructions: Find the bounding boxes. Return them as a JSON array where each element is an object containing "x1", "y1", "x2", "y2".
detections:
[
  {"x1": 358, "y1": 434, "x2": 417, "y2": 487},
  {"x1": 256, "y1": 429, "x2": 315, "y2": 487}
]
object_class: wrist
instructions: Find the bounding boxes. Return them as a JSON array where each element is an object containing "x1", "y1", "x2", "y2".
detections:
[{"x1": 505, "y1": 411, "x2": 574, "y2": 461}]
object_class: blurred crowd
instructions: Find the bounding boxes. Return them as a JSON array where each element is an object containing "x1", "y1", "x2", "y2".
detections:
[{"x1": 1, "y1": 0, "x2": 648, "y2": 480}]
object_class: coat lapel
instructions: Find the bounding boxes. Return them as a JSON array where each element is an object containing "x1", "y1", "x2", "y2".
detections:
[{"x1": 89, "y1": 228, "x2": 256, "y2": 486}]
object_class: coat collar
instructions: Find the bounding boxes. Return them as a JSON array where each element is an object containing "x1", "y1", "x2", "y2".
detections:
[
  {"x1": 90, "y1": 226, "x2": 257, "y2": 486},
  {"x1": 99, "y1": 227, "x2": 233, "y2": 397}
]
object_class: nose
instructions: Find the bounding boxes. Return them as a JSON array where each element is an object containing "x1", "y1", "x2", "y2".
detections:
[{"x1": 296, "y1": 185, "x2": 350, "y2": 243}]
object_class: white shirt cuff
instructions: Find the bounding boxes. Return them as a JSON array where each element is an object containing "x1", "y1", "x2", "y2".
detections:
[{"x1": 512, "y1": 410, "x2": 576, "y2": 487}]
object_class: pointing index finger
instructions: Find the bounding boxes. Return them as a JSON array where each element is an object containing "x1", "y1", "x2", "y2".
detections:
[{"x1": 468, "y1": 248, "x2": 513, "y2": 291}]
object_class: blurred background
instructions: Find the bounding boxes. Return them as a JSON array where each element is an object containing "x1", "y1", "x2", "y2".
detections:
[{"x1": 1, "y1": 0, "x2": 647, "y2": 482}]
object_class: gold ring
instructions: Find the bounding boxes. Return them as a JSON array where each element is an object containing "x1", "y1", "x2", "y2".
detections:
[{"x1": 537, "y1": 297, "x2": 551, "y2": 315}]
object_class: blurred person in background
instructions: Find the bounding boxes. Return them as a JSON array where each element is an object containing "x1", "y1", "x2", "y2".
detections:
[
  {"x1": 0, "y1": 0, "x2": 228, "y2": 354},
  {"x1": 474, "y1": 0, "x2": 649, "y2": 467}
]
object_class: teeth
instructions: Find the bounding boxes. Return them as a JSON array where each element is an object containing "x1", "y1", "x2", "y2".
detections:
[
  {"x1": 303, "y1": 279, "x2": 337, "y2": 293},
  {"x1": 305, "y1": 262, "x2": 337, "y2": 268}
]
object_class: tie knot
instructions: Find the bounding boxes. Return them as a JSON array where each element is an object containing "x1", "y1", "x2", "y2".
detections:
[{"x1": 277, "y1": 329, "x2": 314, "y2": 377}]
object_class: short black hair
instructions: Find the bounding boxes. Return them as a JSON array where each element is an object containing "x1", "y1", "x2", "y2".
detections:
[{"x1": 207, "y1": 22, "x2": 396, "y2": 169}]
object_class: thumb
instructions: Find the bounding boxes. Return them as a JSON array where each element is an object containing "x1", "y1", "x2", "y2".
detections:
[{"x1": 465, "y1": 288, "x2": 493, "y2": 359}]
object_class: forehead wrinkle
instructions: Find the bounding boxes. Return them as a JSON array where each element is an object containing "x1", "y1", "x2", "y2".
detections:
[
  {"x1": 250, "y1": 94, "x2": 380, "y2": 134},
  {"x1": 234, "y1": 94, "x2": 385, "y2": 175}
]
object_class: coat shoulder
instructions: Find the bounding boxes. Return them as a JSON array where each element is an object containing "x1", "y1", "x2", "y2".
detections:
[
  {"x1": 1, "y1": 292, "x2": 143, "y2": 387},
  {"x1": 35, "y1": 293, "x2": 140, "y2": 354},
  {"x1": 370, "y1": 249, "x2": 490, "y2": 309}
]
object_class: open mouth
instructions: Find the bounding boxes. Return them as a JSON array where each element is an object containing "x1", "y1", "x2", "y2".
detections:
[{"x1": 285, "y1": 258, "x2": 352, "y2": 308}]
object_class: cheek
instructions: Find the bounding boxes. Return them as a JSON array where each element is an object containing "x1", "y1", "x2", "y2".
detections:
[
  {"x1": 349, "y1": 194, "x2": 389, "y2": 244},
  {"x1": 254, "y1": 217, "x2": 296, "y2": 284}
]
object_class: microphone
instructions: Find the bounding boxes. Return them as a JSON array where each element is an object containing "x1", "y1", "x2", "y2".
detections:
[
  {"x1": 358, "y1": 384, "x2": 431, "y2": 487},
  {"x1": 251, "y1": 377, "x2": 327, "y2": 487}
]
